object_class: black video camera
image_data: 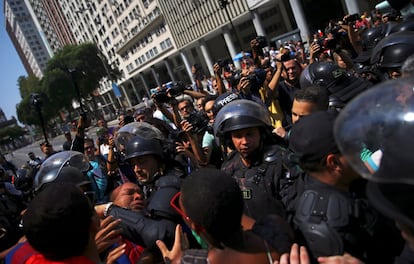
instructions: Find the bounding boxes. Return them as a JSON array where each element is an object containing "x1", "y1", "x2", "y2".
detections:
[
  {"x1": 30, "y1": 93, "x2": 42, "y2": 108},
  {"x1": 256, "y1": 36, "x2": 268, "y2": 49},
  {"x1": 152, "y1": 81, "x2": 187, "y2": 104},
  {"x1": 98, "y1": 135, "x2": 108, "y2": 145},
  {"x1": 280, "y1": 53, "x2": 293, "y2": 62},
  {"x1": 246, "y1": 73, "x2": 257, "y2": 83},
  {"x1": 185, "y1": 112, "x2": 208, "y2": 134},
  {"x1": 215, "y1": 59, "x2": 227, "y2": 68},
  {"x1": 152, "y1": 90, "x2": 170, "y2": 104},
  {"x1": 167, "y1": 81, "x2": 186, "y2": 97},
  {"x1": 343, "y1": 13, "x2": 360, "y2": 24}
]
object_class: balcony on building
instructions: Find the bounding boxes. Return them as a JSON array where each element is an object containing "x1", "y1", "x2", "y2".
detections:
[{"x1": 115, "y1": 6, "x2": 162, "y2": 55}]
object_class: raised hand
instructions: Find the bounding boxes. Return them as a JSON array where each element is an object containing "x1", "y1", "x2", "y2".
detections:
[
  {"x1": 95, "y1": 216, "x2": 123, "y2": 253},
  {"x1": 276, "y1": 243, "x2": 310, "y2": 264},
  {"x1": 105, "y1": 243, "x2": 126, "y2": 264},
  {"x1": 156, "y1": 224, "x2": 188, "y2": 264}
]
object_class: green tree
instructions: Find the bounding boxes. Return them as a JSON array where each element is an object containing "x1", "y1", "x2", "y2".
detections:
[
  {"x1": 0, "y1": 125, "x2": 27, "y2": 146},
  {"x1": 16, "y1": 93, "x2": 54, "y2": 126},
  {"x1": 16, "y1": 42, "x2": 120, "y2": 126},
  {"x1": 18, "y1": 74, "x2": 41, "y2": 99},
  {"x1": 42, "y1": 68, "x2": 75, "y2": 114},
  {"x1": 16, "y1": 74, "x2": 47, "y2": 126},
  {"x1": 16, "y1": 72, "x2": 54, "y2": 125},
  {"x1": 45, "y1": 43, "x2": 119, "y2": 100}
]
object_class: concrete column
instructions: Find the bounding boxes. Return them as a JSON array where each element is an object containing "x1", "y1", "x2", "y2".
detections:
[
  {"x1": 101, "y1": 94, "x2": 108, "y2": 113},
  {"x1": 344, "y1": 0, "x2": 361, "y2": 15},
  {"x1": 130, "y1": 79, "x2": 142, "y2": 102},
  {"x1": 106, "y1": 92, "x2": 116, "y2": 111},
  {"x1": 139, "y1": 73, "x2": 151, "y2": 97},
  {"x1": 107, "y1": 90, "x2": 121, "y2": 110},
  {"x1": 164, "y1": 60, "x2": 176, "y2": 82},
  {"x1": 278, "y1": 0, "x2": 293, "y2": 31},
  {"x1": 109, "y1": 82, "x2": 124, "y2": 110},
  {"x1": 120, "y1": 84, "x2": 132, "y2": 107},
  {"x1": 151, "y1": 66, "x2": 162, "y2": 87},
  {"x1": 102, "y1": 94, "x2": 108, "y2": 106},
  {"x1": 289, "y1": 0, "x2": 311, "y2": 42},
  {"x1": 199, "y1": 39, "x2": 214, "y2": 76},
  {"x1": 250, "y1": 10, "x2": 266, "y2": 37},
  {"x1": 180, "y1": 50, "x2": 195, "y2": 84},
  {"x1": 222, "y1": 27, "x2": 241, "y2": 69}
]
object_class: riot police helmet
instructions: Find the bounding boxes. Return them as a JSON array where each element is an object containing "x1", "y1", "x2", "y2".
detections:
[
  {"x1": 361, "y1": 26, "x2": 387, "y2": 51},
  {"x1": 300, "y1": 62, "x2": 371, "y2": 108},
  {"x1": 213, "y1": 99, "x2": 271, "y2": 145},
  {"x1": 300, "y1": 62, "x2": 348, "y2": 91},
  {"x1": 334, "y1": 76, "x2": 414, "y2": 230},
  {"x1": 124, "y1": 134, "x2": 164, "y2": 161},
  {"x1": 370, "y1": 31, "x2": 414, "y2": 70},
  {"x1": 212, "y1": 91, "x2": 241, "y2": 115},
  {"x1": 33, "y1": 151, "x2": 91, "y2": 192},
  {"x1": 390, "y1": 18, "x2": 414, "y2": 34},
  {"x1": 14, "y1": 167, "x2": 34, "y2": 192},
  {"x1": 115, "y1": 121, "x2": 164, "y2": 151},
  {"x1": 354, "y1": 26, "x2": 386, "y2": 64}
]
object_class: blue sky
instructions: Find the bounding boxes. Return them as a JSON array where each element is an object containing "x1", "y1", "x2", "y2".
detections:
[{"x1": 0, "y1": 0, "x2": 27, "y2": 122}]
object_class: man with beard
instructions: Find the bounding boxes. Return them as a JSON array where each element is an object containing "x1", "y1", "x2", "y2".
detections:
[
  {"x1": 270, "y1": 54, "x2": 303, "y2": 127},
  {"x1": 214, "y1": 99, "x2": 286, "y2": 220}
]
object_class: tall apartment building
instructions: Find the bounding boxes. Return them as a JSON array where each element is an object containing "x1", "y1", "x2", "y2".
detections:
[
  {"x1": 57, "y1": 0, "x2": 179, "y2": 113},
  {"x1": 4, "y1": 0, "x2": 54, "y2": 78},
  {"x1": 5, "y1": 0, "x2": 374, "y2": 117},
  {"x1": 71, "y1": 0, "x2": 296, "y2": 111},
  {"x1": 38, "y1": 0, "x2": 77, "y2": 48},
  {"x1": 67, "y1": 0, "x2": 371, "y2": 112}
]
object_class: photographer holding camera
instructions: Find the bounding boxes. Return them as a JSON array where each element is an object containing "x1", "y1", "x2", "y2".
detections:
[
  {"x1": 151, "y1": 85, "x2": 185, "y2": 130},
  {"x1": 178, "y1": 109, "x2": 210, "y2": 169},
  {"x1": 95, "y1": 127, "x2": 110, "y2": 160},
  {"x1": 250, "y1": 35, "x2": 268, "y2": 68},
  {"x1": 266, "y1": 49, "x2": 304, "y2": 127}
]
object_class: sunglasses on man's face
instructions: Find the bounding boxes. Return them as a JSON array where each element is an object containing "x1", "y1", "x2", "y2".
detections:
[
  {"x1": 170, "y1": 192, "x2": 188, "y2": 220},
  {"x1": 170, "y1": 192, "x2": 205, "y2": 233}
]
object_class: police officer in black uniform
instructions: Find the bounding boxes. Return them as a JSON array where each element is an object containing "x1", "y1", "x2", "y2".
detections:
[
  {"x1": 370, "y1": 31, "x2": 414, "y2": 80},
  {"x1": 96, "y1": 134, "x2": 188, "y2": 254},
  {"x1": 334, "y1": 76, "x2": 414, "y2": 264},
  {"x1": 214, "y1": 99, "x2": 285, "y2": 220},
  {"x1": 286, "y1": 111, "x2": 403, "y2": 263},
  {"x1": 299, "y1": 61, "x2": 372, "y2": 110}
]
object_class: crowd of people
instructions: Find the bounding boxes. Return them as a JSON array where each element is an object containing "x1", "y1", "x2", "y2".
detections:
[{"x1": 1, "y1": 1, "x2": 414, "y2": 263}]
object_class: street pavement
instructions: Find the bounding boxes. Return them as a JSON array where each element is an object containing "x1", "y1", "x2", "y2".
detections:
[{"x1": 6, "y1": 119, "x2": 119, "y2": 168}]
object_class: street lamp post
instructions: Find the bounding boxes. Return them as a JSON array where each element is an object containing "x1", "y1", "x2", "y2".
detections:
[
  {"x1": 219, "y1": 0, "x2": 243, "y2": 51},
  {"x1": 31, "y1": 93, "x2": 49, "y2": 144}
]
